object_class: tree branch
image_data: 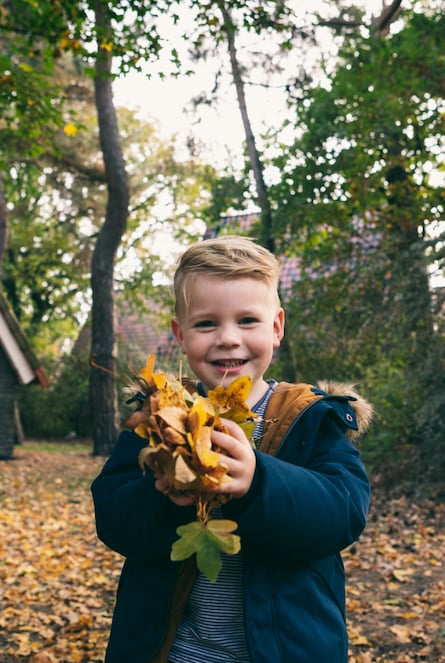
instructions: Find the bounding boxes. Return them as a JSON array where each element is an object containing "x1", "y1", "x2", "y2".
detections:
[{"x1": 372, "y1": 0, "x2": 403, "y2": 36}]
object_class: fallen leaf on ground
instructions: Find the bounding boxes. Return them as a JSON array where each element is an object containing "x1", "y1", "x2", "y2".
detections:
[{"x1": 1, "y1": 446, "x2": 444, "y2": 662}]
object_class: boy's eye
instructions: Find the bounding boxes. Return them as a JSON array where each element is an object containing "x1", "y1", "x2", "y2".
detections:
[
  {"x1": 239, "y1": 317, "x2": 258, "y2": 325},
  {"x1": 194, "y1": 320, "x2": 216, "y2": 329}
]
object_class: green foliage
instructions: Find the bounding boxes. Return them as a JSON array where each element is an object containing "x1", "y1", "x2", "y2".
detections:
[
  {"x1": 358, "y1": 331, "x2": 445, "y2": 480},
  {"x1": 411, "y1": 335, "x2": 445, "y2": 480},
  {"x1": 2, "y1": 159, "x2": 92, "y2": 347},
  {"x1": 268, "y1": 8, "x2": 445, "y2": 475},
  {"x1": 4, "y1": 2, "x2": 444, "y2": 483},
  {"x1": 360, "y1": 359, "x2": 418, "y2": 457},
  {"x1": 1, "y1": 93, "x2": 218, "y2": 350},
  {"x1": 18, "y1": 349, "x2": 92, "y2": 439},
  {"x1": 200, "y1": 172, "x2": 249, "y2": 224}
]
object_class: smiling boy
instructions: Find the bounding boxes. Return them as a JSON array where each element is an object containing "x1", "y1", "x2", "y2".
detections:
[
  {"x1": 92, "y1": 235, "x2": 372, "y2": 663},
  {"x1": 171, "y1": 245, "x2": 284, "y2": 407}
]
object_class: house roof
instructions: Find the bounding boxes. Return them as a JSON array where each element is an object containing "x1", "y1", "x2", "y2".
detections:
[
  {"x1": 117, "y1": 311, "x2": 178, "y2": 363},
  {"x1": 0, "y1": 291, "x2": 48, "y2": 387}
]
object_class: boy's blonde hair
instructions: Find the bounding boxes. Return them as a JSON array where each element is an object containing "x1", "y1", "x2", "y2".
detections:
[{"x1": 173, "y1": 235, "x2": 281, "y2": 314}]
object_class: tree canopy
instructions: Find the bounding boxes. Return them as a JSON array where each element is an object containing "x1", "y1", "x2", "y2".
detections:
[{"x1": 0, "y1": 0, "x2": 443, "y2": 472}]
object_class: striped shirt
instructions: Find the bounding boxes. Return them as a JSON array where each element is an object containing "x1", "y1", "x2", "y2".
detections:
[{"x1": 168, "y1": 380, "x2": 277, "y2": 663}]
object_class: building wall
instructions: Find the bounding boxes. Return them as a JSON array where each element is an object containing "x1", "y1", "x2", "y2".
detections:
[{"x1": 0, "y1": 346, "x2": 18, "y2": 459}]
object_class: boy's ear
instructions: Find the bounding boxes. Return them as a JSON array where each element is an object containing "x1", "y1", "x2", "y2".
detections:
[
  {"x1": 273, "y1": 308, "x2": 285, "y2": 348},
  {"x1": 171, "y1": 317, "x2": 185, "y2": 349}
]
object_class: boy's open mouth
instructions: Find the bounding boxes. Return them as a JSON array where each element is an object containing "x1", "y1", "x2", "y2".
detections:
[{"x1": 212, "y1": 359, "x2": 247, "y2": 368}]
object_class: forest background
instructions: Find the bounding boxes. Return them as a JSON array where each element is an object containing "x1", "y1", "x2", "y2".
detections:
[{"x1": 0, "y1": 0, "x2": 444, "y2": 487}]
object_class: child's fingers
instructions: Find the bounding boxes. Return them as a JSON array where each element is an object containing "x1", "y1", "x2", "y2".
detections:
[
  {"x1": 155, "y1": 475, "x2": 195, "y2": 506},
  {"x1": 215, "y1": 418, "x2": 251, "y2": 450},
  {"x1": 155, "y1": 475, "x2": 169, "y2": 492},
  {"x1": 210, "y1": 420, "x2": 256, "y2": 497}
]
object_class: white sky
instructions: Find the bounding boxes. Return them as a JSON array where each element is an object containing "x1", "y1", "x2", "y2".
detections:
[{"x1": 113, "y1": 1, "x2": 389, "y2": 169}]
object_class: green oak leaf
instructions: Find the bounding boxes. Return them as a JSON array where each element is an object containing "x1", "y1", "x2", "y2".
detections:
[
  {"x1": 171, "y1": 518, "x2": 241, "y2": 582},
  {"x1": 206, "y1": 519, "x2": 241, "y2": 555},
  {"x1": 170, "y1": 521, "x2": 204, "y2": 561}
]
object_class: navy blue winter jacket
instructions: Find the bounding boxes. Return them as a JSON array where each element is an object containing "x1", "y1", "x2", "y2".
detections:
[{"x1": 91, "y1": 383, "x2": 371, "y2": 663}]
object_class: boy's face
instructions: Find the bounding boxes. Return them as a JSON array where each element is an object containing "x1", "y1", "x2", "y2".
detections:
[{"x1": 171, "y1": 275, "x2": 284, "y2": 406}]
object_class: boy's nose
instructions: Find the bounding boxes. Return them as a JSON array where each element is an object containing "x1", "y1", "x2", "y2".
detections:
[{"x1": 215, "y1": 324, "x2": 241, "y2": 347}]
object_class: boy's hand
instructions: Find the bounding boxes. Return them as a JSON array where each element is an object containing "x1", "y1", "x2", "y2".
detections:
[
  {"x1": 209, "y1": 418, "x2": 256, "y2": 498},
  {"x1": 154, "y1": 475, "x2": 196, "y2": 506},
  {"x1": 153, "y1": 418, "x2": 256, "y2": 503}
]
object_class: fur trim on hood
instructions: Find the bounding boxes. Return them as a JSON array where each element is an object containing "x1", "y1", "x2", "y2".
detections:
[{"x1": 316, "y1": 380, "x2": 374, "y2": 443}]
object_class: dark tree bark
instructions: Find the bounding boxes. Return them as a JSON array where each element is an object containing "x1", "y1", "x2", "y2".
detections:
[
  {"x1": 0, "y1": 177, "x2": 8, "y2": 275},
  {"x1": 372, "y1": 0, "x2": 403, "y2": 36},
  {"x1": 218, "y1": 2, "x2": 275, "y2": 254},
  {"x1": 90, "y1": 0, "x2": 129, "y2": 456}
]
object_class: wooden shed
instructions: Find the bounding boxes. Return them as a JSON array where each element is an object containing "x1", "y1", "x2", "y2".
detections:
[{"x1": 0, "y1": 291, "x2": 48, "y2": 459}]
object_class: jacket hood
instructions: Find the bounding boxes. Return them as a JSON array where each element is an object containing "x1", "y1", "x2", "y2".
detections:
[{"x1": 316, "y1": 380, "x2": 374, "y2": 443}]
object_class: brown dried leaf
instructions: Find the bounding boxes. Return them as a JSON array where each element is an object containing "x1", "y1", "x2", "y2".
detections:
[
  {"x1": 161, "y1": 425, "x2": 187, "y2": 446},
  {"x1": 174, "y1": 454, "x2": 198, "y2": 486},
  {"x1": 157, "y1": 406, "x2": 188, "y2": 435},
  {"x1": 139, "y1": 444, "x2": 176, "y2": 483}
]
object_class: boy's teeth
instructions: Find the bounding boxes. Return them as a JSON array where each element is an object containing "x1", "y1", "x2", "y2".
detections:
[{"x1": 216, "y1": 360, "x2": 244, "y2": 367}]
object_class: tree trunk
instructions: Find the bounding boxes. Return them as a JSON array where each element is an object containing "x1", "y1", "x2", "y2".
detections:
[
  {"x1": 218, "y1": 2, "x2": 275, "y2": 253},
  {"x1": 372, "y1": 0, "x2": 403, "y2": 36},
  {"x1": 90, "y1": 0, "x2": 130, "y2": 456},
  {"x1": 0, "y1": 176, "x2": 8, "y2": 274}
]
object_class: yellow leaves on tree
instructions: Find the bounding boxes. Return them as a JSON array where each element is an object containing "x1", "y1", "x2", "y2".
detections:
[
  {"x1": 63, "y1": 123, "x2": 78, "y2": 137},
  {"x1": 124, "y1": 355, "x2": 259, "y2": 580}
]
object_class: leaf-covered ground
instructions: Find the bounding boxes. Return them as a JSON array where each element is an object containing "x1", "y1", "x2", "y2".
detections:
[{"x1": 0, "y1": 444, "x2": 444, "y2": 663}]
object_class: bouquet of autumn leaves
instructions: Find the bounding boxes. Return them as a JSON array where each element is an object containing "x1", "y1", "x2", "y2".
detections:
[{"x1": 124, "y1": 355, "x2": 258, "y2": 582}]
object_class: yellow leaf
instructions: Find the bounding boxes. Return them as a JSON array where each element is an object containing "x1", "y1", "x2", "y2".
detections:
[
  {"x1": 152, "y1": 371, "x2": 169, "y2": 391},
  {"x1": 391, "y1": 568, "x2": 414, "y2": 582},
  {"x1": 134, "y1": 423, "x2": 151, "y2": 440},
  {"x1": 208, "y1": 376, "x2": 258, "y2": 437},
  {"x1": 139, "y1": 444, "x2": 176, "y2": 482},
  {"x1": 162, "y1": 425, "x2": 187, "y2": 446},
  {"x1": 139, "y1": 354, "x2": 156, "y2": 383},
  {"x1": 100, "y1": 39, "x2": 113, "y2": 52},
  {"x1": 187, "y1": 397, "x2": 216, "y2": 445},
  {"x1": 389, "y1": 624, "x2": 412, "y2": 643},
  {"x1": 18, "y1": 63, "x2": 33, "y2": 73},
  {"x1": 207, "y1": 519, "x2": 241, "y2": 555},
  {"x1": 208, "y1": 375, "x2": 252, "y2": 410},
  {"x1": 63, "y1": 123, "x2": 78, "y2": 137},
  {"x1": 348, "y1": 627, "x2": 372, "y2": 647},
  {"x1": 195, "y1": 426, "x2": 221, "y2": 469}
]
